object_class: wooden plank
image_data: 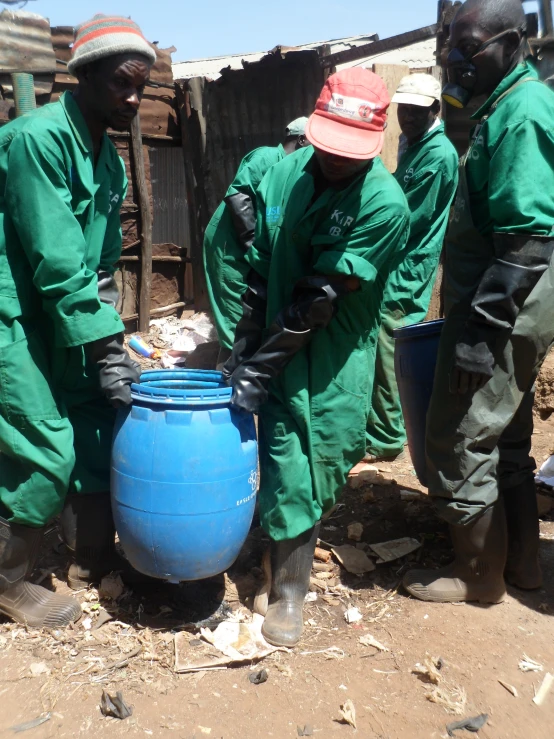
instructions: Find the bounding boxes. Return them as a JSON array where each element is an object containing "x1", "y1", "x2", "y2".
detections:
[
  {"x1": 372, "y1": 63, "x2": 410, "y2": 174},
  {"x1": 320, "y1": 25, "x2": 437, "y2": 68},
  {"x1": 130, "y1": 113, "x2": 153, "y2": 332}
]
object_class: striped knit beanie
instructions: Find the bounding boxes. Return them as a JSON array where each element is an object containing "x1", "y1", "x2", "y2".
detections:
[{"x1": 68, "y1": 14, "x2": 156, "y2": 75}]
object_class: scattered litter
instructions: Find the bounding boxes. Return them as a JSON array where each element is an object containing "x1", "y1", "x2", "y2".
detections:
[
  {"x1": 299, "y1": 647, "x2": 345, "y2": 660},
  {"x1": 446, "y1": 713, "x2": 488, "y2": 736},
  {"x1": 533, "y1": 672, "x2": 554, "y2": 706},
  {"x1": 174, "y1": 613, "x2": 288, "y2": 672},
  {"x1": 338, "y1": 699, "x2": 357, "y2": 729},
  {"x1": 29, "y1": 662, "x2": 50, "y2": 678},
  {"x1": 305, "y1": 592, "x2": 318, "y2": 603},
  {"x1": 412, "y1": 655, "x2": 443, "y2": 685},
  {"x1": 347, "y1": 522, "x2": 364, "y2": 542},
  {"x1": 368, "y1": 537, "x2": 421, "y2": 563},
  {"x1": 275, "y1": 663, "x2": 293, "y2": 677},
  {"x1": 426, "y1": 685, "x2": 467, "y2": 715},
  {"x1": 359, "y1": 634, "x2": 389, "y2": 652},
  {"x1": 339, "y1": 684, "x2": 347, "y2": 690},
  {"x1": 100, "y1": 690, "x2": 133, "y2": 720},
  {"x1": 344, "y1": 606, "x2": 363, "y2": 624},
  {"x1": 128, "y1": 335, "x2": 160, "y2": 360},
  {"x1": 314, "y1": 547, "x2": 331, "y2": 563},
  {"x1": 198, "y1": 727, "x2": 212, "y2": 736},
  {"x1": 92, "y1": 608, "x2": 113, "y2": 630},
  {"x1": 519, "y1": 654, "x2": 543, "y2": 672},
  {"x1": 160, "y1": 313, "x2": 217, "y2": 368},
  {"x1": 10, "y1": 713, "x2": 51, "y2": 733},
  {"x1": 535, "y1": 455, "x2": 554, "y2": 487},
  {"x1": 82, "y1": 617, "x2": 93, "y2": 631},
  {"x1": 248, "y1": 668, "x2": 268, "y2": 685},
  {"x1": 332, "y1": 544, "x2": 376, "y2": 574},
  {"x1": 297, "y1": 724, "x2": 314, "y2": 737},
  {"x1": 98, "y1": 574, "x2": 125, "y2": 601},
  {"x1": 312, "y1": 561, "x2": 334, "y2": 573},
  {"x1": 498, "y1": 679, "x2": 518, "y2": 697}
]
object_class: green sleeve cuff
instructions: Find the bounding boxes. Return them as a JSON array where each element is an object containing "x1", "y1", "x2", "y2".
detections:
[
  {"x1": 314, "y1": 250, "x2": 378, "y2": 284},
  {"x1": 54, "y1": 303, "x2": 124, "y2": 348}
]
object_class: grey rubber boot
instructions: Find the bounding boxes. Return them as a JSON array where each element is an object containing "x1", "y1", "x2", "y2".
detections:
[
  {"x1": 403, "y1": 502, "x2": 507, "y2": 604},
  {"x1": 61, "y1": 493, "x2": 153, "y2": 590},
  {"x1": 261, "y1": 523, "x2": 319, "y2": 648},
  {"x1": 0, "y1": 517, "x2": 81, "y2": 628},
  {"x1": 502, "y1": 479, "x2": 542, "y2": 590}
]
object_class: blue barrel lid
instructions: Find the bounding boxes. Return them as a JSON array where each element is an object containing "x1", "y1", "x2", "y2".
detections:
[
  {"x1": 131, "y1": 369, "x2": 232, "y2": 406},
  {"x1": 393, "y1": 318, "x2": 444, "y2": 341}
]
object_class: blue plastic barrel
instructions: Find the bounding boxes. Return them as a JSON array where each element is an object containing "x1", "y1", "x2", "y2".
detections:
[
  {"x1": 393, "y1": 319, "x2": 444, "y2": 487},
  {"x1": 111, "y1": 369, "x2": 258, "y2": 582}
]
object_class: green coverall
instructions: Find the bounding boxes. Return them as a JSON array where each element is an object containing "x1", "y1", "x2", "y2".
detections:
[
  {"x1": 366, "y1": 121, "x2": 459, "y2": 458},
  {"x1": 426, "y1": 62, "x2": 554, "y2": 524},
  {"x1": 246, "y1": 146, "x2": 410, "y2": 541},
  {"x1": 0, "y1": 92, "x2": 127, "y2": 527},
  {"x1": 203, "y1": 145, "x2": 286, "y2": 350}
]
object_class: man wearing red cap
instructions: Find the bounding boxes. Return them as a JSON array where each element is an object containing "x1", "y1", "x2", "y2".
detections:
[
  {"x1": 0, "y1": 15, "x2": 155, "y2": 627},
  {"x1": 224, "y1": 68, "x2": 410, "y2": 647}
]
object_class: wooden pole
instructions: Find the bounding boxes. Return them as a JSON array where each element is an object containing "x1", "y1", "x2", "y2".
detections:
[{"x1": 130, "y1": 113, "x2": 153, "y2": 333}]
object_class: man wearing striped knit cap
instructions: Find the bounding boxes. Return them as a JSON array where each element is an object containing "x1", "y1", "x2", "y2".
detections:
[{"x1": 0, "y1": 16, "x2": 156, "y2": 628}]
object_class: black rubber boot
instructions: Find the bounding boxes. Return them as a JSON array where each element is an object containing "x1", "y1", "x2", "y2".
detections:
[
  {"x1": 60, "y1": 493, "x2": 153, "y2": 590},
  {"x1": 502, "y1": 479, "x2": 542, "y2": 590},
  {"x1": 261, "y1": 523, "x2": 319, "y2": 648},
  {"x1": 403, "y1": 502, "x2": 507, "y2": 603},
  {"x1": 0, "y1": 517, "x2": 81, "y2": 628}
]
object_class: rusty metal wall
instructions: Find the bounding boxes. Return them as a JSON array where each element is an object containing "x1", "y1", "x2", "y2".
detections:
[
  {"x1": 184, "y1": 49, "x2": 324, "y2": 220},
  {"x1": 149, "y1": 145, "x2": 190, "y2": 251}
]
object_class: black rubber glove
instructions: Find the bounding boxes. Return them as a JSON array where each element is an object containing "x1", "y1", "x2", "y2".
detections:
[
  {"x1": 451, "y1": 233, "x2": 554, "y2": 394},
  {"x1": 97, "y1": 270, "x2": 120, "y2": 309},
  {"x1": 85, "y1": 334, "x2": 141, "y2": 408},
  {"x1": 225, "y1": 192, "x2": 256, "y2": 251},
  {"x1": 222, "y1": 270, "x2": 268, "y2": 383},
  {"x1": 229, "y1": 275, "x2": 352, "y2": 413}
]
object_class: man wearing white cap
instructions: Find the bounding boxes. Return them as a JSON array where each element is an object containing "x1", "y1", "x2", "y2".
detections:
[
  {"x1": 223, "y1": 68, "x2": 410, "y2": 647},
  {"x1": 0, "y1": 14, "x2": 155, "y2": 627},
  {"x1": 203, "y1": 118, "x2": 309, "y2": 363},
  {"x1": 366, "y1": 73, "x2": 459, "y2": 461}
]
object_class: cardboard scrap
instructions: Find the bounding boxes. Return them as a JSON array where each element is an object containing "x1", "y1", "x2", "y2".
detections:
[
  {"x1": 369, "y1": 537, "x2": 421, "y2": 563},
  {"x1": 332, "y1": 544, "x2": 376, "y2": 575},
  {"x1": 349, "y1": 464, "x2": 394, "y2": 489},
  {"x1": 174, "y1": 614, "x2": 287, "y2": 672}
]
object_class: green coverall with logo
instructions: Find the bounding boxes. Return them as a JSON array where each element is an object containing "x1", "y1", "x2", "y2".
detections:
[
  {"x1": 203, "y1": 145, "x2": 286, "y2": 350},
  {"x1": 426, "y1": 62, "x2": 554, "y2": 523},
  {"x1": 246, "y1": 146, "x2": 410, "y2": 541},
  {"x1": 0, "y1": 92, "x2": 127, "y2": 528},
  {"x1": 366, "y1": 120, "x2": 459, "y2": 457}
]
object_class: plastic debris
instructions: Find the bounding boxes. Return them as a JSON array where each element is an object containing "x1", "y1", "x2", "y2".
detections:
[
  {"x1": 338, "y1": 699, "x2": 357, "y2": 729},
  {"x1": 446, "y1": 713, "x2": 488, "y2": 736},
  {"x1": 344, "y1": 606, "x2": 363, "y2": 624},
  {"x1": 535, "y1": 455, "x2": 554, "y2": 487},
  {"x1": 332, "y1": 544, "x2": 376, "y2": 574},
  {"x1": 99, "y1": 573, "x2": 124, "y2": 602},
  {"x1": 412, "y1": 655, "x2": 443, "y2": 685},
  {"x1": 359, "y1": 634, "x2": 389, "y2": 652},
  {"x1": 174, "y1": 613, "x2": 288, "y2": 672},
  {"x1": 498, "y1": 679, "x2": 518, "y2": 697},
  {"x1": 100, "y1": 690, "x2": 133, "y2": 720},
  {"x1": 160, "y1": 312, "x2": 217, "y2": 368},
  {"x1": 519, "y1": 654, "x2": 543, "y2": 672},
  {"x1": 198, "y1": 727, "x2": 212, "y2": 736},
  {"x1": 10, "y1": 713, "x2": 51, "y2": 733},
  {"x1": 248, "y1": 668, "x2": 268, "y2": 685},
  {"x1": 305, "y1": 592, "x2": 318, "y2": 603},
  {"x1": 297, "y1": 724, "x2": 314, "y2": 736},
  {"x1": 347, "y1": 522, "x2": 364, "y2": 542},
  {"x1": 29, "y1": 662, "x2": 50, "y2": 677},
  {"x1": 368, "y1": 537, "x2": 421, "y2": 563},
  {"x1": 533, "y1": 672, "x2": 554, "y2": 706},
  {"x1": 128, "y1": 335, "x2": 160, "y2": 360}
]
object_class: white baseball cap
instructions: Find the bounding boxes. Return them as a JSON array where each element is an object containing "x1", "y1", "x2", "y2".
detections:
[
  {"x1": 286, "y1": 116, "x2": 309, "y2": 137},
  {"x1": 392, "y1": 73, "x2": 442, "y2": 107}
]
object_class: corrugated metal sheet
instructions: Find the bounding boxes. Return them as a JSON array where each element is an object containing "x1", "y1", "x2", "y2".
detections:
[
  {"x1": 341, "y1": 38, "x2": 437, "y2": 70},
  {"x1": 149, "y1": 145, "x2": 190, "y2": 251},
  {"x1": 173, "y1": 34, "x2": 378, "y2": 81},
  {"x1": 0, "y1": 9, "x2": 56, "y2": 96}
]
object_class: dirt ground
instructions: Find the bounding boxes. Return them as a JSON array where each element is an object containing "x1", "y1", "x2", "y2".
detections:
[{"x1": 2, "y1": 393, "x2": 554, "y2": 738}]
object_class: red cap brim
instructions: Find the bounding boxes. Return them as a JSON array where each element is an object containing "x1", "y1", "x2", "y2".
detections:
[{"x1": 305, "y1": 112, "x2": 385, "y2": 160}]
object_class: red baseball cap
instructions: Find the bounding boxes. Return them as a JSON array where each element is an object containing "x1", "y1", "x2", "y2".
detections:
[{"x1": 305, "y1": 68, "x2": 390, "y2": 160}]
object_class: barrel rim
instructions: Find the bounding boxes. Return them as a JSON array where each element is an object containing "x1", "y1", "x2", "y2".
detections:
[
  {"x1": 393, "y1": 318, "x2": 444, "y2": 341},
  {"x1": 131, "y1": 368, "x2": 232, "y2": 405}
]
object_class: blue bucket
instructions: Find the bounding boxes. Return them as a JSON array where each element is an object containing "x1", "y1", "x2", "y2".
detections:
[
  {"x1": 111, "y1": 369, "x2": 258, "y2": 582},
  {"x1": 393, "y1": 319, "x2": 444, "y2": 486}
]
